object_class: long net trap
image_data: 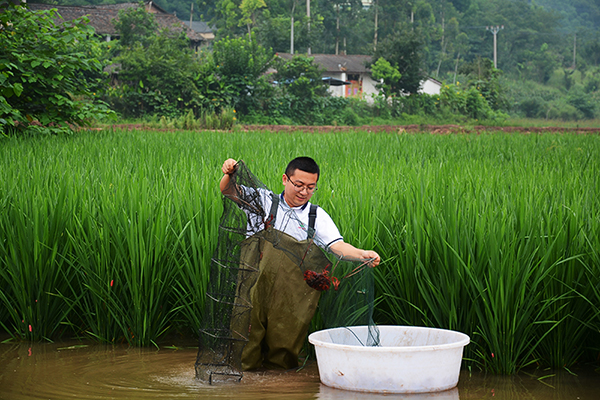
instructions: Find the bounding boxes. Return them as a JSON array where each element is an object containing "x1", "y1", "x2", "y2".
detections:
[{"x1": 195, "y1": 161, "x2": 379, "y2": 383}]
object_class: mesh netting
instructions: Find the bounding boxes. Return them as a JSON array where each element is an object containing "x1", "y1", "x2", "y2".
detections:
[{"x1": 195, "y1": 160, "x2": 379, "y2": 383}]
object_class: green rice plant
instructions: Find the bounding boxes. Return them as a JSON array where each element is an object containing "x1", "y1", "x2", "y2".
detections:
[
  {"x1": 97, "y1": 190, "x2": 181, "y2": 346},
  {"x1": 64, "y1": 131, "x2": 220, "y2": 345},
  {"x1": 0, "y1": 129, "x2": 598, "y2": 373},
  {"x1": 532, "y1": 216, "x2": 593, "y2": 368},
  {"x1": 0, "y1": 148, "x2": 78, "y2": 341},
  {"x1": 577, "y1": 229, "x2": 600, "y2": 361},
  {"x1": 358, "y1": 132, "x2": 600, "y2": 372},
  {"x1": 169, "y1": 159, "x2": 221, "y2": 336}
]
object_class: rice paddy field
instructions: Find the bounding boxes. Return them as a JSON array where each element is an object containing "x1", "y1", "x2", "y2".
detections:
[{"x1": 1, "y1": 128, "x2": 599, "y2": 375}]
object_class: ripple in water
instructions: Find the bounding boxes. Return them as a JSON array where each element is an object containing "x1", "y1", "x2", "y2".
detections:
[{"x1": 1, "y1": 341, "x2": 598, "y2": 400}]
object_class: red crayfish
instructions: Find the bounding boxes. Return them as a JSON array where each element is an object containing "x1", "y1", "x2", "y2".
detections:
[{"x1": 303, "y1": 265, "x2": 340, "y2": 291}]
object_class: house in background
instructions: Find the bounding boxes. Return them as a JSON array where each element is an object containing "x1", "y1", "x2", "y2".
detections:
[
  {"x1": 28, "y1": 1, "x2": 206, "y2": 48},
  {"x1": 420, "y1": 77, "x2": 443, "y2": 96},
  {"x1": 276, "y1": 53, "x2": 442, "y2": 103},
  {"x1": 277, "y1": 53, "x2": 378, "y2": 102},
  {"x1": 181, "y1": 20, "x2": 215, "y2": 48}
]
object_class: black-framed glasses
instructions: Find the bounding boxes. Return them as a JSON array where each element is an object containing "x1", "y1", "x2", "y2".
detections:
[{"x1": 286, "y1": 174, "x2": 318, "y2": 193}]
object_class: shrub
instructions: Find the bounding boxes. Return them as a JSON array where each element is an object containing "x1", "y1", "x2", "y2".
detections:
[
  {"x1": 0, "y1": 2, "x2": 114, "y2": 134},
  {"x1": 212, "y1": 34, "x2": 274, "y2": 115},
  {"x1": 519, "y1": 98, "x2": 546, "y2": 118},
  {"x1": 547, "y1": 103, "x2": 582, "y2": 121},
  {"x1": 567, "y1": 87, "x2": 596, "y2": 119},
  {"x1": 339, "y1": 107, "x2": 360, "y2": 126},
  {"x1": 108, "y1": 27, "x2": 202, "y2": 118}
]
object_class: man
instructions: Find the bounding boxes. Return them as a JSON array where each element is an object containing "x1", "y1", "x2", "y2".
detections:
[{"x1": 220, "y1": 156, "x2": 380, "y2": 370}]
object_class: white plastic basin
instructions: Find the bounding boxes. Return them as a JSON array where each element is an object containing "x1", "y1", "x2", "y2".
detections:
[{"x1": 308, "y1": 325, "x2": 470, "y2": 394}]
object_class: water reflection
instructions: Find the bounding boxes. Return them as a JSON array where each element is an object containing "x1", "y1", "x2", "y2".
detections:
[
  {"x1": 317, "y1": 385, "x2": 459, "y2": 400},
  {"x1": 0, "y1": 341, "x2": 598, "y2": 400}
]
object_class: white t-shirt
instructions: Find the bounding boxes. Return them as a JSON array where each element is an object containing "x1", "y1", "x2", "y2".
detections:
[{"x1": 243, "y1": 187, "x2": 343, "y2": 249}]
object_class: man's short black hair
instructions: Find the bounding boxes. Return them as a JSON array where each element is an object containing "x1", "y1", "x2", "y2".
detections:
[{"x1": 285, "y1": 157, "x2": 320, "y2": 180}]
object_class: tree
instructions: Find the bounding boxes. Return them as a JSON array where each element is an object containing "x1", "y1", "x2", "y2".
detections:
[
  {"x1": 0, "y1": 2, "x2": 113, "y2": 133},
  {"x1": 272, "y1": 54, "x2": 327, "y2": 98},
  {"x1": 271, "y1": 54, "x2": 330, "y2": 124},
  {"x1": 239, "y1": 0, "x2": 267, "y2": 37},
  {"x1": 458, "y1": 57, "x2": 507, "y2": 110},
  {"x1": 213, "y1": 0, "x2": 245, "y2": 37},
  {"x1": 372, "y1": 25, "x2": 426, "y2": 95},
  {"x1": 111, "y1": 30, "x2": 202, "y2": 117},
  {"x1": 255, "y1": 11, "x2": 293, "y2": 53},
  {"x1": 370, "y1": 58, "x2": 402, "y2": 98},
  {"x1": 375, "y1": 0, "x2": 413, "y2": 41},
  {"x1": 108, "y1": 5, "x2": 203, "y2": 117},
  {"x1": 112, "y1": 2, "x2": 159, "y2": 48},
  {"x1": 212, "y1": 34, "x2": 274, "y2": 113}
]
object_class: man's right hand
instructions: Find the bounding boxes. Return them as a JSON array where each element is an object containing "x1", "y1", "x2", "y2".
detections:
[{"x1": 222, "y1": 158, "x2": 237, "y2": 175}]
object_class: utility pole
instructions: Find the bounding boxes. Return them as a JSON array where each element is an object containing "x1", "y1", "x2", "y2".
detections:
[
  {"x1": 290, "y1": 1, "x2": 296, "y2": 54},
  {"x1": 572, "y1": 33, "x2": 577, "y2": 69},
  {"x1": 373, "y1": 0, "x2": 378, "y2": 52},
  {"x1": 307, "y1": 0, "x2": 311, "y2": 55},
  {"x1": 336, "y1": 3, "x2": 340, "y2": 55},
  {"x1": 486, "y1": 25, "x2": 504, "y2": 68}
]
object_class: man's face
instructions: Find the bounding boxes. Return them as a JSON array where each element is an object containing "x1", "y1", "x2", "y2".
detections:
[{"x1": 282, "y1": 169, "x2": 318, "y2": 208}]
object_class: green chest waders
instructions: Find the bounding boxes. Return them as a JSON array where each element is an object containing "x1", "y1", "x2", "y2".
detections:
[{"x1": 240, "y1": 195, "x2": 328, "y2": 370}]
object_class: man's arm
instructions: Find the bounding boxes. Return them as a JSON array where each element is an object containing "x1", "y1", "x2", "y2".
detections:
[
  {"x1": 220, "y1": 158, "x2": 239, "y2": 200},
  {"x1": 329, "y1": 241, "x2": 380, "y2": 267}
]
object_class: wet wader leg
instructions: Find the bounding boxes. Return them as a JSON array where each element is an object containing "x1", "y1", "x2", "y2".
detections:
[
  {"x1": 263, "y1": 253, "x2": 320, "y2": 369},
  {"x1": 239, "y1": 236, "x2": 270, "y2": 371},
  {"x1": 229, "y1": 236, "x2": 261, "y2": 370},
  {"x1": 241, "y1": 196, "x2": 280, "y2": 370}
]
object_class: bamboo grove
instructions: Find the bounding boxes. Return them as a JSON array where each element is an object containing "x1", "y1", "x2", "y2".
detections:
[{"x1": 1, "y1": 129, "x2": 599, "y2": 374}]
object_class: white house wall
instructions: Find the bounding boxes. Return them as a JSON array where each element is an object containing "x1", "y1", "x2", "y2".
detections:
[
  {"x1": 325, "y1": 72, "x2": 379, "y2": 104},
  {"x1": 419, "y1": 79, "x2": 442, "y2": 95},
  {"x1": 327, "y1": 76, "x2": 440, "y2": 101},
  {"x1": 361, "y1": 75, "x2": 379, "y2": 103},
  {"x1": 326, "y1": 72, "x2": 347, "y2": 98}
]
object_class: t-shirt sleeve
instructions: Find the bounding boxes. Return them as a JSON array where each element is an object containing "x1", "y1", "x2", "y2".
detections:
[
  {"x1": 239, "y1": 186, "x2": 273, "y2": 235},
  {"x1": 314, "y1": 207, "x2": 343, "y2": 248}
]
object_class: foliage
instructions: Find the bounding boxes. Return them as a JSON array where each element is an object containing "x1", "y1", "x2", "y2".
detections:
[
  {"x1": 0, "y1": 2, "x2": 114, "y2": 134},
  {"x1": 212, "y1": 33, "x2": 275, "y2": 113},
  {"x1": 41, "y1": 0, "x2": 600, "y2": 78},
  {"x1": 104, "y1": 5, "x2": 206, "y2": 118},
  {"x1": 438, "y1": 82, "x2": 501, "y2": 120},
  {"x1": 567, "y1": 87, "x2": 596, "y2": 119},
  {"x1": 254, "y1": 11, "x2": 294, "y2": 53},
  {"x1": 317, "y1": 0, "x2": 372, "y2": 55},
  {"x1": 238, "y1": 0, "x2": 266, "y2": 35},
  {"x1": 108, "y1": 29, "x2": 202, "y2": 117},
  {"x1": 146, "y1": 107, "x2": 237, "y2": 130},
  {"x1": 269, "y1": 54, "x2": 332, "y2": 124},
  {"x1": 458, "y1": 57, "x2": 508, "y2": 111},
  {"x1": 370, "y1": 58, "x2": 402, "y2": 98},
  {"x1": 372, "y1": 25, "x2": 426, "y2": 95},
  {"x1": 272, "y1": 54, "x2": 327, "y2": 97},
  {"x1": 18, "y1": 0, "x2": 600, "y2": 124},
  {"x1": 393, "y1": 93, "x2": 438, "y2": 117},
  {"x1": 112, "y1": 1, "x2": 158, "y2": 48},
  {"x1": 518, "y1": 43, "x2": 560, "y2": 84}
]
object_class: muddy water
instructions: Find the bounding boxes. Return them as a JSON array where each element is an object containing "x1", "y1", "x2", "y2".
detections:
[{"x1": 0, "y1": 341, "x2": 598, "y2": 400}]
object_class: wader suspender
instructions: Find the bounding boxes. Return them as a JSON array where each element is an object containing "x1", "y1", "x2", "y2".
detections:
[
  {"x1": 268, "y1": 193, "x2": 317, "y2": 239},
  {"x1": 307, "y1": 204, "x2": 317, "y2": 240}
]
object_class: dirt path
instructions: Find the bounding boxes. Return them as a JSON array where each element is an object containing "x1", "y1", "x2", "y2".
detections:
[
  {"x1": 237, "y1": 124, "x2": 600, "y2": 134},
  {"x1": 106, "y1": 124, "x2": 600, "y2": 134}
]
